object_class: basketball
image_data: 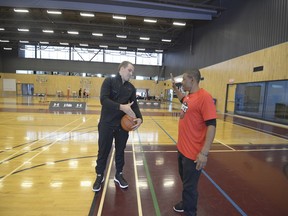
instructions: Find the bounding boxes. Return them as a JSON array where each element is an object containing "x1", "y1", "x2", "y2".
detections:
[{"x1": 121, "y1": 114, "x2": 136, "y2": 131}]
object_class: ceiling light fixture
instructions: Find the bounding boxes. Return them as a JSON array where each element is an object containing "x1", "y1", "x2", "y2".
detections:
[
  {"x1": 59, "y1": 42, "x2": 69, "y2": 45},
  {"x1": 19, "y1": 40, "x2": 29, "y2": 43},
  {"x1": 173, "y1": 21, "x2": 186, "y2": 26},
  {"x1": 155, "y1": 49, "x2": 163, "y2": 52},
  {"x1": 113, "y1": 15, "x2": 126, "y2": 20},
  {"x1": 92, "y1": 33, "x2": 103, "y2": 37},
  {"x1": 42, "y1": 30, "x2": 54, "y2": 33},
  {"x1": 40, "y1": 41, "x2": 49, "y2": 44},
  {"x1": 0, "y1": 40, "x2": 10, "y2": 43},
  {"x1": 99, "y1": 45, "x2": 108, "y2": 48},
  {"x1": 0, "y1": 28, "x2": 5, "y2": 31},
  {"x1": 137, "y1": 48, "x2": 145, "y2": 51},
  {"x1": 18, "y1": 28, "x2": 29, "y2": 32},
  {"x1": 80, "y1": 12, "x2": 94, "y2": 17},
  {"x1": 67, "y1": 31, "x2": 79, "y2": 35},
  {"x1": 119, "y1": 46, "x2": 127, "y2": 50},
  {"x1": 144, "y1": 18, "x2": 157, "y2": 23},
  {"x1": 4, "y1": 47, "x2": 12, "y2": 50},
  {"x1": 140, "y1": 37, "x2": 150, "y2": 41},
  {"x1": 116, "y1": 35, "x2": 127, "y2": 39},
  {"x1": 79, "y1": 43, "x2": 89, "y2": 46},
  {"x1": 14, "y1": 8, "x2": 29, "y2": 13},
  {"x1": 162, "y1": 39, "x2": 172, "y2": 42},
  {"x1": 47, "y1": 10, "x2": 62, "y2": 15}
]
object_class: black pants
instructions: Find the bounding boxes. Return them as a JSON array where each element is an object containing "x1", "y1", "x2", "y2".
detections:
[
  {"x1": 96, "y1": 122, "x2": 129, "y2": 174},
  {"x1": 178, "y1": 151, "x2": 202, "y2": 216}
]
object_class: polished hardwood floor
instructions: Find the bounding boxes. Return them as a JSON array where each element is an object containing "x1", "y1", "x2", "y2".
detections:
[{"x1": 0, "y1": 95, "x2": 287, "y2": 216}]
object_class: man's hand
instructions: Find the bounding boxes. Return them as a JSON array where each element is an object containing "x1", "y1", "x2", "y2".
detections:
[
  {"x1": 120, "y1": 101, "x2": 136, "y2": 118},
  {"x1": 170, "y1": 73, "x2": 177, "y2": 89},
  {"x1": 195, "y1": 152, "x2": 208, "y2": 170},
  {"x1": 131, "y1": 118, "x2": 142, "y2": 131}
]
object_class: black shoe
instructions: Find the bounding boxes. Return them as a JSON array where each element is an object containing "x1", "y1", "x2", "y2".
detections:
[
  {"x1": 173, "y1": 201, "x2": 184, "y2": 213},
  {"x1": 92, "y1": 174, "x2": 104, "y2": 192},
  {"x1": 114, "y1": 172, "x2": 128, "y2": 188}
]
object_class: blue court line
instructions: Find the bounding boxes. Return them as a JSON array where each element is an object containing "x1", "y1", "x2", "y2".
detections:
[
  {"x1": 152, "y1": 117, "x2": 248, "y2": 216},
  {"x1": 202, "y1": 170, "x2": 247, "y2": 216}
]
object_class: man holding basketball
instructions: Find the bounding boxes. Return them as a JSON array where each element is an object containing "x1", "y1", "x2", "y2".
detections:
[
  {"x1": 171, "y1": 70, "x2": 217, "y2": 216},
  {"x1": 93, "y1": 61, "x2": 143, "y2": 192}
]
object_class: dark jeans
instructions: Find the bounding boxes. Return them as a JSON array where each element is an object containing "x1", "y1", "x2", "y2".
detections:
[
  {"x1": 96, "y1": 122, "x2": 129, "y2": 174},
  {"x1": 178, "y1": 151, "x2": 202, "y2": 216}
]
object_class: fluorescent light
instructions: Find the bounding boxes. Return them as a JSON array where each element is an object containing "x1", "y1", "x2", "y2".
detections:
[
  {"x1": 19, "y1": 40, "x2": 29, "y2": 43},
  {"x1": 40, "y1": 41, "x2": 49, "y2": 44},
  {"x1": 99, "y1": 45, "x2": 108, "y2": 48},
  {"x1": 14, "y1": 8, "x2": 29, "y2": 13},
  {"x1": 155, "y1": 49, "x2": 163, "y2": 52},
  {"x1": 60, "y1": 42, "x2": 69, "y2": 45},
  {"x1": 67, "y1": 31, "x2": 79, "y2": 35},
  {"x1": 119, "y1": 46, "x2": 127, "y2": 50},
  {"x1": 0, "y1": 28, "x2": 5, "y2": 31},
  {"x1": 18, "y1": 28, "x2": 29, "y2": 32},
  {"x1": 173, "y1": 21, "x2": 186, "y2": 26},
  {"x1": 113, "y1": 15, "x2": 126, "y2": 20},
  {"x1": 116, "y1": 34, "x2": 127, "y2": 39},
  {"x1": 79, "y1": 43, "x2": 88, "y2": 46},
  {"x1": 144, "y1": 18, "x2": 157, "y2": 23},
  {"x1": 3, "y1": 47, "x2": 12, "y2": 50},
  {"x1": 92, "y1": 33, "x2": 103, "y2": 37},
  {"x1": 80, "y1": 12, "x2": 94, "y2": 17},
  {"x1": 137, "y1": 48, "x2": 145, "y2": 51},
  {"x1": 162, "y1": 39, "x2": 171, "y2": 42},
  {"x1": 47, "y1": 10, "x2": 62, "y2": 14},
  {"x1": 0, "y1": 40, "x2": 10, "y2": 43},
  {"x1": 42, "y1": 30, "x2": 54, "y2": 33},
  {"x1": 140, "y1": 37, "x2": 150, "y2": 41}
]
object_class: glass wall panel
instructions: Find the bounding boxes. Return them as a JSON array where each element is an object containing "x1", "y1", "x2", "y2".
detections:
[
  {"x1": 264, "y1": 80, "x2": 288, "y2": 124},
  {"x1": 235, "y1": 82, "x2": 265, "y2": 118},
  {"x1": 235, "y1": 80, "x2": 288, "y2": 125}
]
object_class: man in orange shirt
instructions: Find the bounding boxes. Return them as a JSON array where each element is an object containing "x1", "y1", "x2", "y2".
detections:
[{"x1": 171, "y1": 69, "x2": 217, "y2": 216}]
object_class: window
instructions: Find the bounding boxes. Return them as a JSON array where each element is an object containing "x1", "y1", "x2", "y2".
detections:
[{"x1": 235, "y1": 80, "x2": 288, "y2": 125}]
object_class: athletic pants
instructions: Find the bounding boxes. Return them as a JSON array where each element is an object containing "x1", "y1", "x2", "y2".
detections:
[
  {"x1": 178, "y1": 151, "x2": 202, "y2": 216},
  {"x1": 96, "y1": 122, "x2": 129, "y2": 175}
]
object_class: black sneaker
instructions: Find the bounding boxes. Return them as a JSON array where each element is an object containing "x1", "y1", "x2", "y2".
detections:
[
  {"x1": 114, "y1": 172, "x2": 128, "y2": 188},
  {"x1": 92, "y1": 174, "x2": 104, "y2": 192},
  {"x1": 173, "y1": 201, "x2": 184, "y2": 213}
]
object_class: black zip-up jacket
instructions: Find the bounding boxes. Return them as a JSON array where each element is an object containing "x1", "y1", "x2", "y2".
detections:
[{"x1": 99, "y1": 73, "x2": 143, "y2": 127}]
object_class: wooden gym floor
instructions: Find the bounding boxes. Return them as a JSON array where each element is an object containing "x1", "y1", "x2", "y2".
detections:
[{"x1": 0, "y1": 95, "x2": 287, "y2": 216}]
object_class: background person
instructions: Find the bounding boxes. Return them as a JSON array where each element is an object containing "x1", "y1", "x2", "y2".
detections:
[
  {"x1": 171, "y1": 70, "x2": 217, "y2": 216},
  {"x1": 93, "y1": 61, "x2": 143, "y2": 192}
]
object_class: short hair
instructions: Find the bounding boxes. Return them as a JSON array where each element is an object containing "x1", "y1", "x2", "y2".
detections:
[
  {"x1": 118, "y1": 61, "x2": 133, "y2": 71},
  {"x1": 185, "y1": 69, "x2": 202, "y2": 83}
]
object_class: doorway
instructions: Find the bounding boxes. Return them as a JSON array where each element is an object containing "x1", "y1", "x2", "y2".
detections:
[{"x1": 18, "y1": 83, "x2": 34, "y2": 96}]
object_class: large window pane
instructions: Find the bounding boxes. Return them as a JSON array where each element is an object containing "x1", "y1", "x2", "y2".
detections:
[
  {"x1": 235, "y1": 82, "x2": 265, "y2": 118},
  {"x1": 264, "y1": 80, "x2": 288, "y2": 124}
]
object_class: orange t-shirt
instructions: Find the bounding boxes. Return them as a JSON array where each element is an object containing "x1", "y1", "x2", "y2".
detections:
[{"x1": 177, "y1": 88, "x2": 217, "y2": 160}]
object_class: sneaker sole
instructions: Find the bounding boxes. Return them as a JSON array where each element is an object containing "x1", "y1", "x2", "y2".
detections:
[
  {"x1": 173, "y1": 207, "x2": 184, "y2": 213},
  {"x1": 92, "y1": 177, "x2": 105, "y2": 192},
  {"x1": 114, "y1": 177, "x2": 128, "y2": 189}
]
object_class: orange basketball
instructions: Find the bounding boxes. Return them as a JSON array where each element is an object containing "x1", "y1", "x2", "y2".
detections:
[{"x1": 121, "y1": 114, "x2": 136, "y2": 131}]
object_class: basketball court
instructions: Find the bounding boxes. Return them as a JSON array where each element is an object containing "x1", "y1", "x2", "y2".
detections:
[{"x1": 0, "y1": 96, "x2": 287, "y2": 216}]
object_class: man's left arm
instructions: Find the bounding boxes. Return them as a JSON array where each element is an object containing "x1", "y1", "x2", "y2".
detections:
[{"x1": 195, "y1": 121, "x2": 216, "y2": 170}]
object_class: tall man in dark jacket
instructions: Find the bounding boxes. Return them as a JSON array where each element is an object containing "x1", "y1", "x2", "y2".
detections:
[{"x1": 92, "y1": 61, "x2": 143, "y2": 192}]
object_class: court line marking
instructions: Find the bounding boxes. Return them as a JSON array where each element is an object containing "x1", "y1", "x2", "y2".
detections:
[
  {"x1": 131, "y1": 138, "x2": 143, "y2": 216},
  {"x1": 213, "y1": 138, "x2": 236, "y2": 151},
  {"x1": 202, "y1": 170, "x2": 247, "y2": 216},
  {"x1": 135, "y1": 130, "x2": 161, "y2": 216},
  {"x1": 0, "y1": 116, "x2": 93, "y2": 182},
  {"x1": 96, "y1": 149, "x2": 114, "y2": 216},
  {"x1": 0, "y1": 116, "x2": 84, "y2": 164}
]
